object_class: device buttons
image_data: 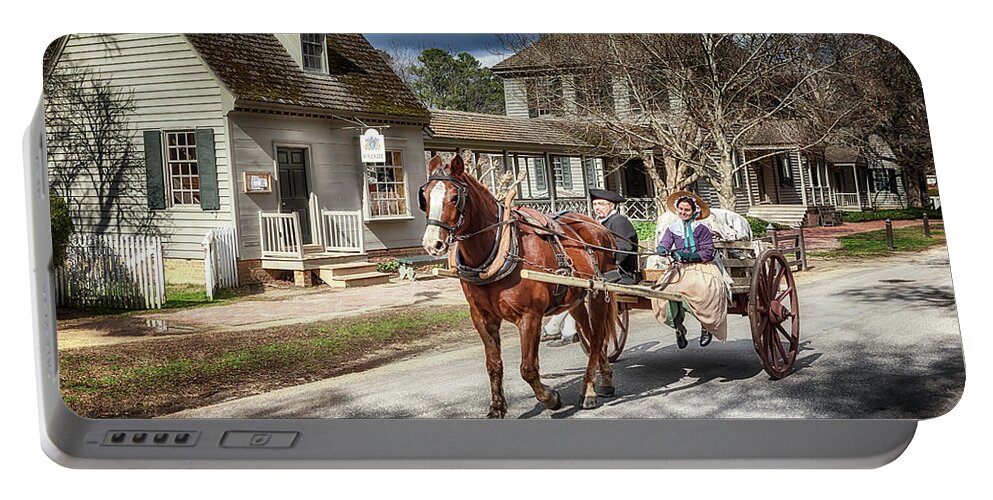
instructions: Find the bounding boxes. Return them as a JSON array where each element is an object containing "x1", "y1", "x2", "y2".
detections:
[{"x1": 220, "y1": 431, "x2": 298, "y2": 449}]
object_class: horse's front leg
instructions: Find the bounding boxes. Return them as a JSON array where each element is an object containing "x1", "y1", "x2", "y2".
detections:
[
  {"x1": 469, "y1": 304, "x2": 506, "y2": 418},
  {"x1": 517, "y1": 313, "x2": 562, "y2": 411},
  {"x1": 569, "y1": 299, "x2": 612, "y2": 408}
]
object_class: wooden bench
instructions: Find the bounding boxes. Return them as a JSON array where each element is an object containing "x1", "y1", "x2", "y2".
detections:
[{"x1": 396, "y1": 255, "x2": 448, "y2": 281}]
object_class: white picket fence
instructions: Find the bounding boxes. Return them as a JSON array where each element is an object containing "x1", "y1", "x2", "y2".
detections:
[
  {"x1": 54, "y1": 233, "x2": 165, "y2": 309},
  {"x1": 202, "y1": 227, "x2": 238, "y2": 301}
]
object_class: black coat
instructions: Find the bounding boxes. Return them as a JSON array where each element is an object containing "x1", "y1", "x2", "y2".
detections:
[{"x1": 601, "y1": 211, "x2": 639, "y2": 275}]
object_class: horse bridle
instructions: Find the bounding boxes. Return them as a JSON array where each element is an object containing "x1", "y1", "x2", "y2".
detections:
[{"x1": 418, "y1": 174, "x2": 469, "y2": 236}]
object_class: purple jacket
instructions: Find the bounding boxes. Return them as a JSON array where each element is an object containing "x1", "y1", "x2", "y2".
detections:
[{"x1": 657, "y1": 221, "x2": 716, "y2": 262}]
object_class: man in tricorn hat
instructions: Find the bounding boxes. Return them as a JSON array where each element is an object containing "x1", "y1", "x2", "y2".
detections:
[
  {"x1": 544, "y1": 188, "x2": 640, "y2": 347},
  {"x1": 589, "y1": 188, "x2": 641, "y2": 285}
]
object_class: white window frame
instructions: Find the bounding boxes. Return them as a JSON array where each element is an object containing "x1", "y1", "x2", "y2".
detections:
[
  {"x1": 585, "y1": 157, "x2": 605, "y2": 190},
  {"x1": 162, "y1": 129, "x2": 201, "y2": 208},
  {"x1": 301, "y1": 34, "x2": 326, "y2": 73},
  {"x1": 364, "y1": 149, "x2": 413, "y2": 221}
]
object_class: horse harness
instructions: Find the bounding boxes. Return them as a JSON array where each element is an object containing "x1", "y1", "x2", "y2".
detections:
[{"x1": 418, "y1": 175, "x2": 600, "y2": 311}]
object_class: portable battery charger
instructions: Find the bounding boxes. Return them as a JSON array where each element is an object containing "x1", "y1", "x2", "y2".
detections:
[{"x1": 28, "y1": 33, "x2": 964, "y2": 468}]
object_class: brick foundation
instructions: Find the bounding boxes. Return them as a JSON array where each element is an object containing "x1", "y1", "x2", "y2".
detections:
[
  {"x1": 236, "y1": 259, "x2": 280, "y2": 286},
  {"x1": 366, "y1": 246, "x2": 430, "y2": 262}
]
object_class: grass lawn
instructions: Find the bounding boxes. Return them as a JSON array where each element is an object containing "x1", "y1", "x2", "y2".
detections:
[
  {"x1": 809, "y1": 225, "x2": 945, "y2": 259},
  {"x1": 59, "y1": 306, "x2": 473, "y2": 418}
]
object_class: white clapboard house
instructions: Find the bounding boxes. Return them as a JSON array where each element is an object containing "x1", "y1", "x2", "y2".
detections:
[
  {"x1": 490, "y1": 36, "x2": 911, "y2": 228},
  {"x1": 45, "y1": 33, "x2": 434, "y2": 287}
]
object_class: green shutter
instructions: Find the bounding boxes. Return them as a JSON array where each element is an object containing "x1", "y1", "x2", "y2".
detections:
[
  {"x1": 197, "y1": 128, "x2": 220, "y2": 210},
  {"x1": 143, "y1": 130, "x2": 166, "y2": 210}
]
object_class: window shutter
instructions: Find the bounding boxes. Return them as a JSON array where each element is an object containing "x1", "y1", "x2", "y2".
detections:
[
  {"x1": 197, "y1": 128, "x2": 220, "y2": 210},
  {"x1": 143, "y1": 130, "x2": 166, "y2": 210}
]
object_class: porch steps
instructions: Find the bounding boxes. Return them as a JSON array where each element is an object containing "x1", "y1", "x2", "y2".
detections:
[
  {"x1": 746, "y1": 205, "x2": 811, "y2": 228},
  {"x1": 261, "y1": 252, "x2": 368, "y2": 271},
  {"x1": 322, "y1": 270, "x2": 392, "y2": 289},
  {"x1": 317, "y1": 261, "x2": 380, "y2": 280}
]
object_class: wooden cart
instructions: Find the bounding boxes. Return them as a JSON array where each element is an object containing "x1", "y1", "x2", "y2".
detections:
[{"x1": 520, "y1": 241, "x2": 801, "y2": 379}]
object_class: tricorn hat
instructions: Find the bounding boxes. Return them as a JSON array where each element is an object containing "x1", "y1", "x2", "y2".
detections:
[
  {"x1": 589, "y1": 188, "x2": 625, "y2": 204},
  {"x1": 666, "y1": 190, "x2": 711, "y2": 219}
]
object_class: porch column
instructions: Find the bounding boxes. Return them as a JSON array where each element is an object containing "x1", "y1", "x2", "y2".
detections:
[
  {"x1": 821, "y1": 162, "x2": 834, "y2": 206},
  {"x1": 743, "y1": 150, "x2": 754, "y2": 206},
  {"x1": 796, "y1": 150, "x2": 809, "y2": 206},
  {"x1": 853, "y1": 164, "x2": 862, "y2": 210},
  {"x1": 579, "y1": 154, "x2": 592, "y2": 216},
  {"x1": 545, "y1": 151, "x2": 557, "y2": 211}
]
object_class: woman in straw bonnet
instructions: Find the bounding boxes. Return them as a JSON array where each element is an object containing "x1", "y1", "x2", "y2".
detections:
[{"x1": 655, "y1": 190, "x2": 720, "y2": 349}]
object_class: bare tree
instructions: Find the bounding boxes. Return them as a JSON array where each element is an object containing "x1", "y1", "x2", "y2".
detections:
[
  {"x1": 824, "y1": 35, "x2": 933, "y2": 208},
  {"x1": 45, "y1": 65, "x2": 158, "y2": 234},
  {"x1": 503, "y1": 34, "x2": 866, "y2": 212}
]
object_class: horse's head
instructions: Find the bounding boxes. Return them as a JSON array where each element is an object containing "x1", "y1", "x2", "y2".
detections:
[{"x1": 419, "y1": 154, "x2": 469, "y2": 256}]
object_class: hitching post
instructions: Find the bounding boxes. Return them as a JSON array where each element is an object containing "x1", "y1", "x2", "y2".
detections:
[
  {"x1": 766, "y1": 223, "x2": 778, "y2": 249},
  {"x1": 795, "y1": 223, "x2": 808, "y2": 271},
  {"x1": 923, "y1": 213, "x2": 932, "y2": 238},
  {"x1": 885, "y1": 218, "x2": 895, "y2": 250}
]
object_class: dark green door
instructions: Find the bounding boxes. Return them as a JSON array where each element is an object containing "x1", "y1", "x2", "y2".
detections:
[{"x1": 277, "y1": 148, "x2": 312, "y2": 245}]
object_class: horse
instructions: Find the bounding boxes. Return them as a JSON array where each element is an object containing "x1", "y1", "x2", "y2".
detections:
[{"x1": 419, "y1": 154, "x2": 619, "y2": 418}]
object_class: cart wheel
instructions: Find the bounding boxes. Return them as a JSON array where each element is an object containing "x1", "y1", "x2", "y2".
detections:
[
  {"x1": 579, "y1": 299, "x2": 629, "y2": 363},
  {"x1": 748, "y1": 249, "x2": 801, "y2": 379}
]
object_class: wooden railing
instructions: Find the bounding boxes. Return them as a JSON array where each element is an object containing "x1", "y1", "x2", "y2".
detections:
[
  {"x1": 833, "y1": 192, "x2": 862, "y2": 209},
  {"x1": 808, "y1": 187, "x2": 832, "y2": 205},
  {"x1": 322, "y1": 210, "x2": 364, "y2": 252},
  {"x1": 309, "y1": 192, "x2": 323, "y2": 247},
  {"x1": 622, "y1": 198, "x2": 658, "y2": 221},
  {"x1": 259, "y1": 212, "x2": 304, "y2": 258},
  {"x1": 764, "y1": 224, "x2": 807, "y2": 272}
]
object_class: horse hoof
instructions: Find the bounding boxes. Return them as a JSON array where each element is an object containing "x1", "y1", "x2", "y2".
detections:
[
  {"x1": 581, "y1": 395, "x2": 600, "y2": 409},
  {"x1": 596, "y1": 385, "x2": 616, "y2": 397},
  {"x1": 543, "y1": 390, "x2": 562, "y2": 411}
]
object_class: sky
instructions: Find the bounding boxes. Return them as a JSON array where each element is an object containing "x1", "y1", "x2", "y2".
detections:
[{"x1": 363, "y1": 34, "x2": 532, "y2": 68}]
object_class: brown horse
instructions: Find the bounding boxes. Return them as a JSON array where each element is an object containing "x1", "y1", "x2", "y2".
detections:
[{"x1": 419, "y1": 154, "x2": 618, "y2": 417}]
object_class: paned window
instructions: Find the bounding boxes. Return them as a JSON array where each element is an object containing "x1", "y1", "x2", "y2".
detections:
[
  {"x1": 301, "y1": 34, "x2": 325, "y2": 72},
  {"x1": 165, "y1": 131, "x2": 200, "y2": 205},
  {"x1": 367, "y1": 150, "x2": 408, "y2": 217}
]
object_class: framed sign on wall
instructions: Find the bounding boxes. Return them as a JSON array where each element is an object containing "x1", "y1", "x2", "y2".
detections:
[{"x1": 244, "y1": 172, "x2": 273, "y2": 193}]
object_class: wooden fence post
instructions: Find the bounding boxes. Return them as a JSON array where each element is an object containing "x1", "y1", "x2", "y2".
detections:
[
  {"x1": 923, "y1": 213, "x2": 932, "y2": 238},
  {"x1": 795, "y1": 224, "x2": 808, "y2": 271},
  {"x1": 885, "y1": 218, "x2": 895, "y2": 251},
  {"x1": 766, "y1": 223, "x2": 778, "y2": 249}
]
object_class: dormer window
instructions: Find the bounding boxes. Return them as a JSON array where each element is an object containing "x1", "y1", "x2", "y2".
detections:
[{"x1": 301, "y1": 34, "x2": 325, "y2": 72}]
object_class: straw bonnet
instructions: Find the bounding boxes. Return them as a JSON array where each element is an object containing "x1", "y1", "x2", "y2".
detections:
[{"x1": 665, "y1": 190, "x2": 711, "y2": 219}]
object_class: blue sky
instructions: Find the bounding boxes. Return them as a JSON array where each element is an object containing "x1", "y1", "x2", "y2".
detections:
[{"x1": 363, "y1": 34, "x2": 532, "y2": 68}]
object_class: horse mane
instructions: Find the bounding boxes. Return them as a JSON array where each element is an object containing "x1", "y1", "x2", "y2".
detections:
[{"x1": 453, "y1": 170, "x2": 500, "y2": 213}]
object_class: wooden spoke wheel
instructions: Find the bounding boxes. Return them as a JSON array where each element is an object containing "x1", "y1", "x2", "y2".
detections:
[
  {"x1": 579, "y1": 299, "x2": 629, "y2": 363},
  {"x1": 748, "y1": 250, "x2": 801, "y2": 379}
]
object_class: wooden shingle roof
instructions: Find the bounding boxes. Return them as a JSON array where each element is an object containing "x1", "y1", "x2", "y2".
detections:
[
  {"x1": 428, "y1": 110, "x2": 592, "y2": 148},
  {"x1": 185, "y1": 34, "x2": 429, "y2": 121}
]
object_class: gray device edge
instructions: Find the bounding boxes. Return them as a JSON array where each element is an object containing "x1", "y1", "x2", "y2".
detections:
[{"x1": 25, "y1": 98, "x2": 918, "y2": 468}]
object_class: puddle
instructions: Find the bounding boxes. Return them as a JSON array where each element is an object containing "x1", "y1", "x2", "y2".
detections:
[{"x1": 103, "y1": 318, "x2": 200, "y2": 337}]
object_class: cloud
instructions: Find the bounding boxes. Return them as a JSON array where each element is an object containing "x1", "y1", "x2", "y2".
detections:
[{"x1": 474, "y1": 52, "x2": 509, "y2": 68}]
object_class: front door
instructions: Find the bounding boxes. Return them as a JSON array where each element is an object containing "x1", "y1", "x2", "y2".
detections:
[
  {"x1": 277, "y1": 148, "x2": 312, "y2": 245},
  {"x1": 756, "y1": 163, "x2": 768, "y2": 203}
]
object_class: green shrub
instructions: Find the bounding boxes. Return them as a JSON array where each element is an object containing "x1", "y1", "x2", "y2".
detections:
[
  {"x1": 50, "y1": 194, "x2": 74, "y2": 265},
  {"x1": 376, "y1": 260, "x2": 400, "y2": 274},
  {"x1": 632, "y1": 221, "x2": 657, "y2": 241},
  {"x1": 842, "y1": 208, "x2": 942, "y2": 223},
  {"x1": 745, "y1": 217, "x2": 790, "y2": 235}
]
